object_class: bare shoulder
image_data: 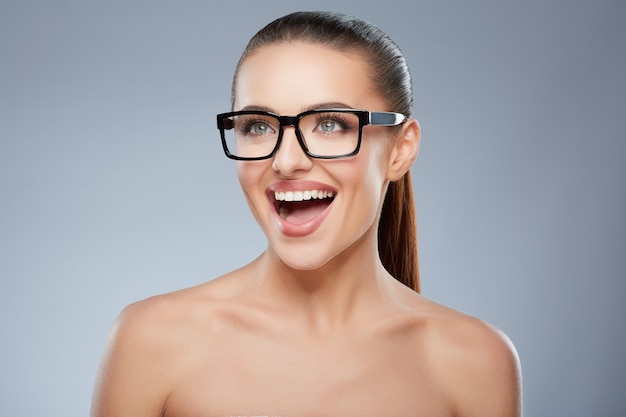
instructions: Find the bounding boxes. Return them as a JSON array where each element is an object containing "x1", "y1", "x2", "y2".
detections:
[
  {"x1": 398, "y1": 290, "x2": 522, "y2": 417},
  {"x1": 91, "y1": 272, "x2": 244, "y2": 417},
  {"x1": 117, "y1": 265, "x2": 252, "y2": 323},
  {"x1": 107, "y1": 270, "x2": 248, "y2": 351},
  {"x1": 91, "y1": 295, "x2": 175, "y2": 416}
]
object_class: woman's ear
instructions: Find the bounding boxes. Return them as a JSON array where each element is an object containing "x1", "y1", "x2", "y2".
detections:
[{"x1": 386, "y1": 118, "x2": 420, "y2": 181}]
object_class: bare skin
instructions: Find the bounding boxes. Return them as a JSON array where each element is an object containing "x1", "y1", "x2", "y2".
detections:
[
  {"x1": 92, "y1": 257, "x2": 521, "y2": 416},
  {"x1": 91, "y1": 42, "x2": 522, "y2": 417}
]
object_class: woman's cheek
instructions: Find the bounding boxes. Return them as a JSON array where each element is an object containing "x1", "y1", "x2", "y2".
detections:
[{"x1": 236, "y1": 161, "x2": 268, "y2": 219}]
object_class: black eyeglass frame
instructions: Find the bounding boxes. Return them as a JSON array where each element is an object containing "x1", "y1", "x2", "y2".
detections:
[{"x1": 216, "y1": 108, "x2": 408, "y2": 161}]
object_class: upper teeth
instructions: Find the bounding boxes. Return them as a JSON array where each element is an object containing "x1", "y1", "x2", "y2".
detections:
[{"x1": 274, "y1": 190, "x2": 334, "y2": 202}]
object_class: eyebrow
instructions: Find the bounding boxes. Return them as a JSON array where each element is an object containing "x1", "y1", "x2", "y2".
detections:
[{"x1": 238, "y1": 102, "x2": 355, "y2": 114}]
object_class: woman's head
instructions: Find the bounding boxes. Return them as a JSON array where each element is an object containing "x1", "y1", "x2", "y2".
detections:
[{"x1": 228, "y1": 11, "x2": 420, "y2": 292}]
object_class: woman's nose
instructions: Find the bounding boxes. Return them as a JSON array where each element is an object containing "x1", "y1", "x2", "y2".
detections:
[{"x1": 271, "y1": 127, "x2": 313, "y2": 176}]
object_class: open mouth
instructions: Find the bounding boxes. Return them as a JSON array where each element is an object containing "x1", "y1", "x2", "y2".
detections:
[{"x1": 272, "y1": 189, "x2": 335, "y2": 224}]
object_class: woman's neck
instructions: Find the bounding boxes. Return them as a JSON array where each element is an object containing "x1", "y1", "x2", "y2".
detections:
[{"x1": 250, "y1": 232, "x2": 396, "y2": 336}]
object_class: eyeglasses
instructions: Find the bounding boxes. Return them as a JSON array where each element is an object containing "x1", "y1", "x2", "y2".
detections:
[{"x1": 216, "y1": 108, "x2": 407, "y2": 160}]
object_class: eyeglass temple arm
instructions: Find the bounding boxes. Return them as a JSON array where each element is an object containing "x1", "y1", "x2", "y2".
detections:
[{"x1": 369, "y1": 112, "x2": 407, "y2": 126}]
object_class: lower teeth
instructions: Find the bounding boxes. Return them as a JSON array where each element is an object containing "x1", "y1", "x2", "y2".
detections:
[{"x1": 279, "y1": 206, "x2": 289, "y2": 219}]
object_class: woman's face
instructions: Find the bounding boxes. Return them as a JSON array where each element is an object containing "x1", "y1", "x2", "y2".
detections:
[{"x1": 233, "y1": 41, "x2": 400, "y2": 271}]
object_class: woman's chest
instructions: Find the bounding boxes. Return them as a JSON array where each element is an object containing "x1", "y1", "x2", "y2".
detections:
[{"x1": 162, "y1": 333, "x2": 451, "y2": 417}]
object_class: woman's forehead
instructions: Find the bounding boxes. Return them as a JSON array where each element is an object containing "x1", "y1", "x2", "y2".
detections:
[{"x1": 234, "y1": 42, "x2": 381, "y2": 112}]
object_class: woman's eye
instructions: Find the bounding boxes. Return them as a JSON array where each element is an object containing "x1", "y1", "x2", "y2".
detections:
[
  {"x1": 250, "y1": 123, "x2": 268, "y2": 135},
  {"x1": 319, "y1": 119, "x2": 341, "y2": 132},
  {"x1": 248, "y1": 122, "x2": 272, "y2": 135}
]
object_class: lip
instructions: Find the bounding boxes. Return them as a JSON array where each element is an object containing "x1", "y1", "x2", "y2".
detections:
[{"x1": 266, "y1": 180, "x2": 337, "y2": 238}]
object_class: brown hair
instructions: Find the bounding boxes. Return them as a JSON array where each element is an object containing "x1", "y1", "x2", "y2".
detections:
[{"x1": 232, "y1": 11, "x2": 419, "y2": 292}]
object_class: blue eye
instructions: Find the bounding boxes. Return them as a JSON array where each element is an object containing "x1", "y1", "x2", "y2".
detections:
[
  {"x1": 250, "y1": 122, "x2": 271, "y2": 135},
  {"x1": 313, "y1": 114, "x2": 354, "y2": 134},
  {"x1": 319, "y1": 119, "x2": 340, "y2": 132},
  {"x1": 235, "y1": 117, "x2": 277, "y2": 137}
]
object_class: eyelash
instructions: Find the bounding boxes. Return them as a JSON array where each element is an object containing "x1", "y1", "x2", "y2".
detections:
[
  {"x1": 237, "y1": 119, "x2": 276, "y2": 136},
  {"x1": 313, "y1": 113, "x2": 354, "y2": 131}
]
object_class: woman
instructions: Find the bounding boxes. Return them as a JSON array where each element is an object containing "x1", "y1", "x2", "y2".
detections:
[{"x1": 92, "y1": 11, "x2": 522, "y2": 416}]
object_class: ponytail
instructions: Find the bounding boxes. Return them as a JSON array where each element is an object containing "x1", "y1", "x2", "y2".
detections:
[{"x1": 378, "y1": 172, "x2": 420, "y2": 292}]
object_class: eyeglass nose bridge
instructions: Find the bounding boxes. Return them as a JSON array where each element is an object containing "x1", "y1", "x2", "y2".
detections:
[{"x1": 272, "y1": 114, "x2": 310, "y2": 157}]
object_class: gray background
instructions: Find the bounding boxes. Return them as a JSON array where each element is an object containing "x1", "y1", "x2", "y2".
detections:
[{"x1": 1, "y1": 1, "x2": 624, "y2": 416}]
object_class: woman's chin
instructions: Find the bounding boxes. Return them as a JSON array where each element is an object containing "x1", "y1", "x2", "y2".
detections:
[
  {"x1": 270, "y1": 246, "x2": 334, "y2": 273},
  {"x1": 281, "y1": 255, "x2": 330, "y2": 272}
]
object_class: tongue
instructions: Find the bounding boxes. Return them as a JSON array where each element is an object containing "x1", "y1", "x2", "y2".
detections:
[{"x1": 282, "y1": 200, "x2": 330, "y2": 224}]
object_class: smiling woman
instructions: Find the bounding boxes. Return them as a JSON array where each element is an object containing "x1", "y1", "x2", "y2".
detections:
[{"x1": 91, "y1": 11, "x2": 522, "y2": 417}]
